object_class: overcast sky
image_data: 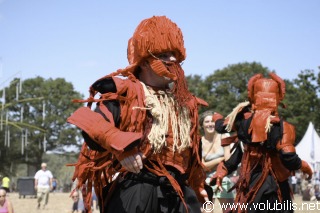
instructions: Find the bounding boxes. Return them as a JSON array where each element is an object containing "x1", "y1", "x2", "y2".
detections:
[{"x1": 1, "y1": 0, "x2": 319, "y2": 96}]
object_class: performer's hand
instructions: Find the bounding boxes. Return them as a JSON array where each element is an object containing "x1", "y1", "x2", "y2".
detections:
[
  {"x1": 215, "y1": 177, "x2": 223, "y2": 193},
  {"x1": 300, "y1": 160, "x2": 313, "y2": 180},
  {"x1": 209, "y1": 162, "x2": 227, "y2": 192},
  {"x1": 200, "y1": 189, "x2": 209, "y2": 202},
  {"x1": 209, "y1": 175, "x2": 223, "y2": 193},
  {"x1": 120, "y1": 152, "x2": 146, "y2": 173}
]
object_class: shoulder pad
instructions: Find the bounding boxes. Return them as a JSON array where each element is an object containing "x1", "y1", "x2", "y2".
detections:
[
  {"x1": 91, "y1": 77, "x2": 117, "y2": 94},
  {"x1": 283, "y1": 121, "x2": 295, "y2": 141},
  {"x1": 195, "y1": 97, "x2": 208, "y2": 107},
  {"x1": 276, "y1": 121, "x2": 296, "y2": 150}
]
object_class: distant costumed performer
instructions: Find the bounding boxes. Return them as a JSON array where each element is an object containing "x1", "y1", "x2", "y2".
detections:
[{"x1": 210, "y1": 72, "x2": 313, "y2": 213}]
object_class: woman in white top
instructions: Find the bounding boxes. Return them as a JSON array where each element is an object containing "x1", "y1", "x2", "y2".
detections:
[{"x1": 200, "y1": 110, "x2": 234, "y2": 213}]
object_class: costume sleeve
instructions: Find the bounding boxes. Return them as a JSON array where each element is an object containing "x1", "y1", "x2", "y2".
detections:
[
  {"x1": 81, "y1": 100, "x2": 120, "y2": 152},
  {"x1": 188, "y1": 159, "x2": 207, "y2": 203},
  {"x1": 276, "y1": 122, "x2": 301, "y2": 170},
  {"x1": 68, "y1": 78, "x2": 143, "y2": 160},
  {"x1": 209, "y1": 142, "x2": 243, "y2": 186},
  {"x1": 214, "y1": 106, "x2": 250, "y2": 134},
  {"x1": 215, "y1": 119, "x2": 228, "y2": 134},
  {"x1": 224, "y1": 141, "x2": 243, "y2": 174}
]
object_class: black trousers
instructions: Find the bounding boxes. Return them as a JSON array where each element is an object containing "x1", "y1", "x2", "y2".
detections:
[
  {"x1": 103, "y1": 171, "x2": 202, "y2": 213},
  {"x1": 245, "y1": 173, "x2": 293, "y2": 213}
]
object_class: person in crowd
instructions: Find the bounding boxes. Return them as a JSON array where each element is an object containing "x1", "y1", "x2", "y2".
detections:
[
  {"x1": 300, "y1": 174, "x2": 309, "y2": 196},
  {"x1": 314, "y1": 184, "x2": 320, "y2": 201},
  {"x1": 210, "y1": 73, "x2": 313, "y2": 212},
  {"x1": 51, "y1": 177, "x2": 58, "y2": 193},
  {"x1": 91, "y1": 185, "x2": 98, "y2": 211},
  {"x1": 200, "y1": 110, "x2": 234, "y2": 212},
  {"x1": 70, "y1": 190, "x2": 85, "y2": 213},
  {"x1": 0, "y1": 188, "x2": 14, "y2": 213},
  {"x1": 67, "y1": 15, "x2": 208, "y2": 213},
  {"x1": 34, "y1": 162, "x2": 53, "y2": 209},
  {"x1": 302, "y1": 183, "x2": 313, "y2": 201},
  {"x1": 1, "y1": 176, "x2": 10, "y2": 193},
  {"x1": 291, "y1": 175, "x2": 297, "y2": 194},
  {"x1": 295, "y1": 171, "x2": 302, "y2": 195}
]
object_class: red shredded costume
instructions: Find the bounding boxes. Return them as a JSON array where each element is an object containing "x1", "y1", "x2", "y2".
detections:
[
  {"x1": 67, "y1": 16, "x2": 208, "y2": 213},
  {"x1": 210, "y1": 73, "x2": 313, "y2": 213}
]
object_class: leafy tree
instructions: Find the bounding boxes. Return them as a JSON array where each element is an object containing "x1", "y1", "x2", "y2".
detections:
[
  {"x1": 188, "y1": 62, "x2": 270, "y2": 116},
  {"x1": 0, "y1": 77, "x2": 83, "y2": 176},
  {"x1": 281, "y1": 69, "x2": 320, "y2": 143}
]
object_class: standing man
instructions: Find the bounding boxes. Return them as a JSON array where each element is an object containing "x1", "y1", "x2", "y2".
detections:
[
  {"x1": 34, "y1": 162, "x2": 53, "y2": 209},
  {"x1": 68, "y1": 15, "x2": 208, "y2": 212}
]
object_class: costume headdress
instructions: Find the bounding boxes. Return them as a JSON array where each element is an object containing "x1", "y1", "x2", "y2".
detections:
[
  {"x1": 111, "y1": 15, "x2": 186, "y2": 80},
  {"x1": 247, "y1": 72, "x2": 285, "y2": 113},
  {"x1": 247, "y1": 72, "x2": 286, "y2": 142}
]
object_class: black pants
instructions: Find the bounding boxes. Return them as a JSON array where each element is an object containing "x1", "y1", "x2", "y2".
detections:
[
  {"x1": 103, "y1": 171, "x2": 201, "y2": 213},
  {"x1": 245, "y1": 173, "x2": 293, "y2": 213}
]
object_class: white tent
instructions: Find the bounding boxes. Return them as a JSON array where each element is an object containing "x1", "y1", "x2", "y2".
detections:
[{"x1": 296, "y1": 122, "x2": 320, "y2": 172}]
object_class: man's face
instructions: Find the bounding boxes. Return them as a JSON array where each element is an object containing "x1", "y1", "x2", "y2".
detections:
[
  {"x1": 139, "y1": 51, "x2": 178, "y2": 88},
  {"x1": 156, "y1": 52, "x2": 177, "y2": 63},
  {"x1": 72, "y1": 193, "x2": 79, "y2": 202}
]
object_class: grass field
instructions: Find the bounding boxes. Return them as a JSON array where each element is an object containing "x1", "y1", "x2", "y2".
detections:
[
  {"x1": 6, "y1": 192, "x2": 94, "y2": 213},
  {"x1": 6, "y1": 192, "x2": 320, "y2": 213}
]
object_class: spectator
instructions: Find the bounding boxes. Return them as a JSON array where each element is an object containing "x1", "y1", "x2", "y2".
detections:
[
  {"x1": 302, "y1": 183, "x2": 313, "y2": 201},
  {"x1": 34, "y1": 162, "x2": 53, "y2": 209},
  {"x1": 314, "y1": 184, "x2": 320, "y2": 201},
  {"x1": 296, "y1": 171, "x2": 302, "y2": 194},
  {"x1": 91, "y1": 185, "x2": 98, "y2": 211},
  {"x1": 0, "y1": 188, "x2": 14, "y2": 213},
  {"x1": 51, "y1": 177, "x2": 58, "y2": 193},
  {"x1": 70, "y1": 190, "x2": 84, "y2": 213},
  {"x1": 301, "y1": 174, "x2": 309, "y2": 195},
  {"x1": 200, "y1": 110, "x2": 234, "y2": 213},
  {"x1": 291, "y1": 175, "x2": 297, "y2": 194},
  {"x1": 1, "y1": 176, "x2": 10, "y2": 193}
]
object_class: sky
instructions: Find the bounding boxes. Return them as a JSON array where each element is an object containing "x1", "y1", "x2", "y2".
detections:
[{"x1": 0, "y1": 0, "x2": 319, "y2": 96}]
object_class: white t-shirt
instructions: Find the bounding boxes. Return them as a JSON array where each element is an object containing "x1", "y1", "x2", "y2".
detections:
[
  {"x1": 34, "y1": 170, "x2": 53, "y2": 188},
  {"x1": 291, "y1": 176, "x2": 297, "y2": 184}
]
